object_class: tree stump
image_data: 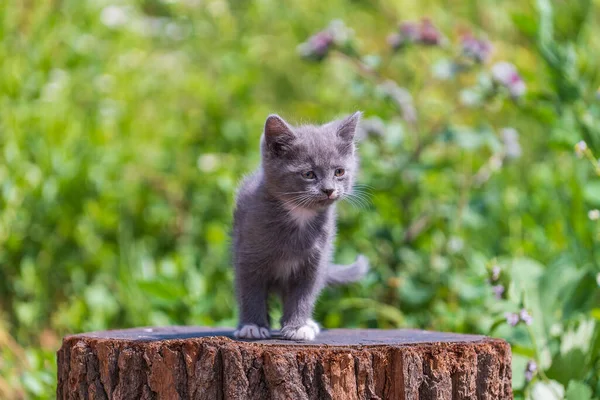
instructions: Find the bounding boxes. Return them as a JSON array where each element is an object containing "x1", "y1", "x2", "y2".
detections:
[{"x1": 57, "y1": 327, "x2": 512, "y2": 400}]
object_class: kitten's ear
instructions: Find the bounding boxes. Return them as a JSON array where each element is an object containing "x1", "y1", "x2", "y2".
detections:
[
  {"x1": 337, "y1": 111, "x2": 362, "y2": 141},
  {"x1": 264, "y1": 114, "x2": 295, "y2": 156}
]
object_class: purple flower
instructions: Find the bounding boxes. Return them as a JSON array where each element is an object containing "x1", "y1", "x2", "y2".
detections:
[
  {"x1": 388, "y1": 19, "x2": 443, "y2": 49},
  {"x1": 491, "y1": 265, "x2": 501, "y2": 281},
  {"x1": 298, "y1": 20, "x2": 353, "y2": 61},
  {"x1": 524, "y1": 370, "x2": 534, "y2": 382},
  {"x1": 505, "y1": 312, "x2": 519, "y2": 327},
  {"x1": 419, "y1": 19, "x2": 442, "y2": 46},
  {"x1": 492, "y1": 285, "x2": 505, "y2": 299},
  {"x1": 387, "y1": 33, "x2": 404, "y2": 50},
  {"x1": 491, "y1": 62, "x2": 526, "y2": 98},
  {"x1": 519, "y1": 309, "x2": 533, "y2": 325},
  {"x1": 575, "y1": 140, "x2": 587, "y2": 158},
  {"x1": 298, "y1": 31, "x2": 334, "y2": 60},
  {"x1": 400, "y1": 22, "x2": 421, "y2": 42},
  {"x1": 461, "y1": 33, "x2": 492, "y2": 63},
  {"x1": 388, "y1": 22, "x2": 420, "y2": 50},
  {"x1": 525, "y1": 360, "x2": 537, "y2": 382},
  {"x1": 501, "y1": 128, "x2": 522, "y2": 159}
]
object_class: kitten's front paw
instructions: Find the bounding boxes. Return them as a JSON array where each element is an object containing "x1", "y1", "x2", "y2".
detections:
[
  {"x1": 281, "y1": 323, "x2": 317, "y2": 341},
  {"x1": 234, "y1": 324, "x2": 271, "y2": 340},
  {"x1": 306, "y1": 319, "x2": 321, "y2": 334}
]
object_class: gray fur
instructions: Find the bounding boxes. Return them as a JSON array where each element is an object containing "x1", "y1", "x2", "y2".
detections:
[{"x1": 232, "y1": 112, "x2": 369, "y2": 340}]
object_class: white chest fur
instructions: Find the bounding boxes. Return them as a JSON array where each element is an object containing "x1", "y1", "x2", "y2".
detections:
[
  {"x1": 285, "y1": 205, "x2": 318, "y2": 228},
  {"x1": 275, "y1": 204, "x2": 319, "y2": 280}
]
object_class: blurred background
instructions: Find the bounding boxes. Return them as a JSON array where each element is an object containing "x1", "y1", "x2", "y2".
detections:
[{"x1": 1, "y1": 0, "x2": 600, "y2": 398}]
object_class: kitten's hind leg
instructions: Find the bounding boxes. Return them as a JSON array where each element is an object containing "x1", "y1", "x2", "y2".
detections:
[{"x1": 235, "y1": 275, "x2": 271, "y2": 340}]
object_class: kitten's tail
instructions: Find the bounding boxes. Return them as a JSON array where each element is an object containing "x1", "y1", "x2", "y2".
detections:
[{"x1": 326, "y1": 255, "x2": 369, "y2": 285}]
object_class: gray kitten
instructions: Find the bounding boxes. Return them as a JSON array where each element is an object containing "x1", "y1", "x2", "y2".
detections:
[{"x1": 232, "y1": 112, "x2": 369, "y2": 341}]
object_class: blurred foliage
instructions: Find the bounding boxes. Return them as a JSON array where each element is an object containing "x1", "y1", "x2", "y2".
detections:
[{"x1": 1, "y1": 0, "x2": 600, "y2": 398}]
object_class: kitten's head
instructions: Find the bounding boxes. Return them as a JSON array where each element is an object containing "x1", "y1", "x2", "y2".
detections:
[{"x1": 260, "y1": 112, "x2": 361, "y2": 210}]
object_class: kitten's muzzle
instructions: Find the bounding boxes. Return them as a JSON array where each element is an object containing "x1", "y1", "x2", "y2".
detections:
[{"x1": 322, "y1": 188, "x2": 335, "y2": 198}]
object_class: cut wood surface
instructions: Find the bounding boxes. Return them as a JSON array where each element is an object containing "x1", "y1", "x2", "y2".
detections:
[{"x1": 57, "y1": 327, "x2": 512, "y2": 400}]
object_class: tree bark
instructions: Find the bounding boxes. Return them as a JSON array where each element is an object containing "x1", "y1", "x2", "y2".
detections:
[{"x1": 57, "y1": 327, "x2": 512, "y2": 400}]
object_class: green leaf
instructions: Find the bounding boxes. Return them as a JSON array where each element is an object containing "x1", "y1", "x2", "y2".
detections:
[
  {"x1": 399, "y1": 279, "x2": 435, "y2": 307},
  {"x1": 511, "y1": 13, "x2": 538, "y2": 39},
  {"x1": 589, "y1": 322, "x2": 600, "y2": 372},
  {"x1": 137, "y1": 279, "x2": 187, "y2": 302},
  {"x1": 337, "y1": 298, "x2": 404, "y2": 326},
  {"x1": 546, "y1": 348, "x2": 587, "y2": 385},
  {"x1": 538, "y1": 260, "x2": 586, "y2": 322},
  {"x1": 565, "y1": 380, "x2": 592, "y2": 400},
  {"x1": 509, "y1": 257, "x2": 545, "y2": 292},
  {"x1": 21, "y1": 372, "x2": 45, "y2": 396},
  {"x1": 536, "y1": 0, "x2": 554, "y2": 44},
  {"x1": 584, "y1": 181, "x2": 600, "y2": 206},
  {"x1": 562, "y1": 272, "x2": 600, "y2": 318},
  {"x1": 511, "y1": 344, "x2": 536, "y2": 358}
]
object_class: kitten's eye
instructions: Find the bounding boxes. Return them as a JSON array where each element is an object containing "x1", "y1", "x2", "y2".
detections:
[
  {"x1": 334, "y1": 168, "x2": 345, "y2": 177},
  {"x1": 302, "y1": 171, "x2": 316, "y2": 179}
]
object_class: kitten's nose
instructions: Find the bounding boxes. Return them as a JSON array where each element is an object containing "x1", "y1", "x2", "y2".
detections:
[{"x1": 322, "y1": 188, "x2": 334, "y2": 197}]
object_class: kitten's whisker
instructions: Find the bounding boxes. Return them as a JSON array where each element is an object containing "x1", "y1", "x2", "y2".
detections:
[
  {"x1": 348, "y1": 191, "x2": 371, "y2": 201},
  {"x1": 343, "y1": 196, "x2": 357, "y2": 209},
  {"x1": 349, "y1": 190, "x2": 372, "y2": 203},
  {"x1": 340, "y1": 194, "x2": 357, "y2": 208},
  {"x1": 342, "y1": 193, "x2": 370, "y2": 209},
  {"x1": 353, "y1": 183, "x2": 374, "y2": 189},
  {"x1": 344, "y1": 196, "x2": 363, "y2": 210},
  {"x1": 276, "y1": 190, "x2": 312, "y2": 195},
  {"x1": 280, "y1": 193, "x2": 311, "y2": 207},
  {"x1": 350, "y1": 196, "x2": 370, "y2": 207},
  {"x1": 349, "y1": 199, "x2": 366, "y2": 210},
  {"x1": 280, "y1": 197, "x2": 303, "y2": 207},
  {"x1": 351, "y1": 188, "x2": 373, "y2": 196},
  {"x1": 296, "y1": 195, "x2": 314, "y2": 209},
  {"x1": 284, "y1": 194, "x2": 314, "y2": 213},
  {"x1": 353, "y1": 194, "x2": 371, "y2": 206}
]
